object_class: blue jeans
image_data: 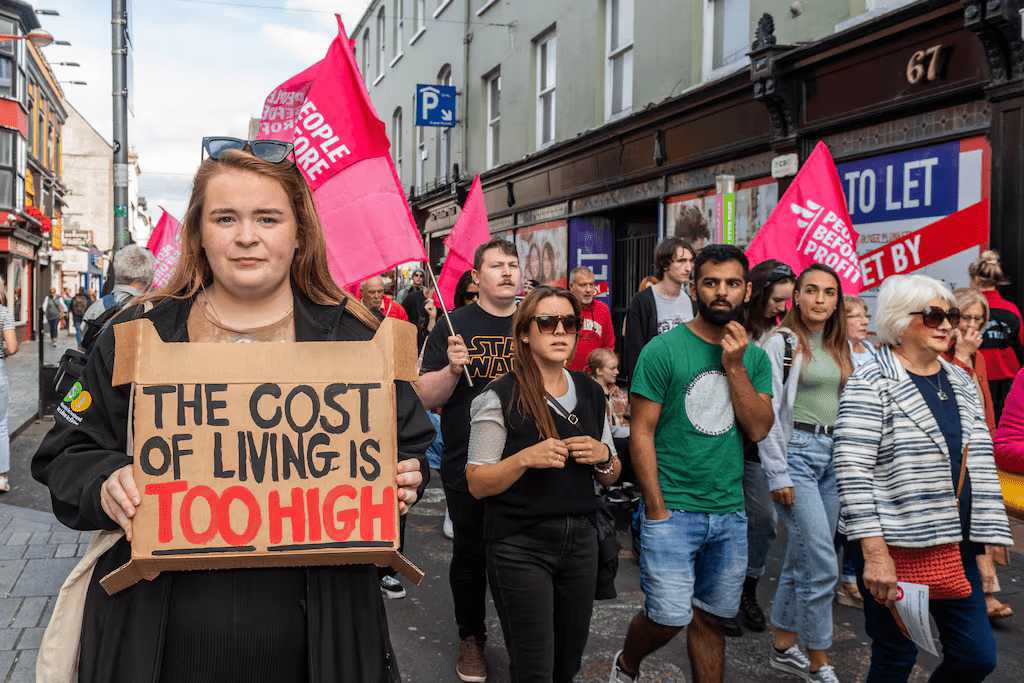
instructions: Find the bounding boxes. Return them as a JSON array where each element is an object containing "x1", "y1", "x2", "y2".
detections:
[
  {"x1": 743, "y1": 458, "x2": 777, "y2": 577},
  {"x1": 487, "y1": 516, "x2": 598, "y2": 683},
  {"x1": 639, "y1": 508, "x2": 747, "y2": 627},
  {"x1": 771, "y1": 429, "x2": 839, "y2": 650},
  {"x1": 852, "y1": 543, "x2": 996, "y2": 682}
]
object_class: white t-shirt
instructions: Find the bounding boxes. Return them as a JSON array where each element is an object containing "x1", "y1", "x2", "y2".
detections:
[{"x1": 652, "y1": 286, "x2": 694, "y2": 335}]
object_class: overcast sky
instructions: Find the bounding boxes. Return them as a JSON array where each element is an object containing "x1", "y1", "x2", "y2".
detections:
[{"x1": 37, "y1": 0, "x2": 372, "y2": 229}]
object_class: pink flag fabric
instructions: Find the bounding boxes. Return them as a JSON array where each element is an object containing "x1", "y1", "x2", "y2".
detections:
[
  {"x1": 434, "y1": 175, "x2": 490, "y2": 310},
  {"x1": 146, "y1": 208, "x2": 182, "y2": 289},
  {"x1": 257, "y1": 15, "x2": 426, "y2": 288},
  {"x1": 746, "y1": 141, "x2": 863, "y2": 293}
]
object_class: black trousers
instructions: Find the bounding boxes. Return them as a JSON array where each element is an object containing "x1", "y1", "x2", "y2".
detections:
[
  {"x1": 486, "y1": 516, "x2": 599, "y2": 683},
  {"x1": 444, "y1": 484, "x2": 489, "y2": 642}
]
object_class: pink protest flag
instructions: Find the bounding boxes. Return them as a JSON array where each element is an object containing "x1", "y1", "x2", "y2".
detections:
[
  {"x1": 257, "y1": 14, "x2": 425, "y2": 288},
  {"x1": 434, "y1": 175, "x2": 490, "y2": 310},
  {"x1": 746, "y1": 141, "x2": 863, "y2": 293},
  {"x1": 146, "y1": 207, "x2": 182, "y2": 289}
]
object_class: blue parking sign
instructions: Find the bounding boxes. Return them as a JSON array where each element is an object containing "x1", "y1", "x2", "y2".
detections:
[{"x1": 416, "y1": 84, "x2": 456, "y2": 127}]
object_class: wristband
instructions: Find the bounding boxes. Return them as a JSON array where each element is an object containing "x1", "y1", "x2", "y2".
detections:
[{"x1": 593, "y1": 448, "x2": 615, "y2": 475}]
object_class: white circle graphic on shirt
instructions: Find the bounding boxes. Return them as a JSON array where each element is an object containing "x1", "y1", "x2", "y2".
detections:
[{"x1": 684, "y1": 369, "x2": 735, "y2": 436}]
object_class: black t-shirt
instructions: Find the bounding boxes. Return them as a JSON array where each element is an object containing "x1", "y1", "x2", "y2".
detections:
[
  {"x1": 403, "y1": 289, "x2": 426, "y2": 327},
  {"x1": 421, "y1": 302, "x2": 515, "y2": 490}
]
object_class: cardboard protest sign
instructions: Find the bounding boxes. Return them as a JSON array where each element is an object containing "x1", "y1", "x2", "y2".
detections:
[{"x1": 100, "y1": 317, "x2": 423, "y2": 595}]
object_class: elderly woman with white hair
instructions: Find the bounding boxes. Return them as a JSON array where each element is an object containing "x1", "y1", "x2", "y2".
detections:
[{"x1": 834, "y1": 274, "x2": 1011, "y2": 683}]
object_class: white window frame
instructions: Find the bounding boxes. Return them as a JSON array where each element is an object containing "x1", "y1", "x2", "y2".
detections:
[
  {"x1": 376, "y1": 7, "x2": 386, "y2": 78},
  {"x1": 703, "y1": 0, "x2": 751, "y2": 80},
  {"x1": 362, "y1": 29, "x2": 370, "y2": 81},
  {"x1": 434, "y1": 0, "x2": 453, "y2": 18},
  {"x1": 437, "y1": 65, "x2": 453, "y2": 182},
  {"x1": 392, "y1": 0, "x2": 403, "y2": 60},
  {"x1": 416, "y1": 125, "x2": 427, "y2": 190},
  {"x1": 411, "y1": 0, "x2": 427, "y2": 44},
  {"x1": 392, "y1": 108, "x2": 403, "y2": 181},
  {"x1": 477, "y1": 0, "x2": 499, "y2": 16},
  {"x1": 536, "y1": 31, "x2": 556, "y2": 149},
  {"x1": 485, "y1": 69, "x2": 501, "y2": 169},
  {"x1": 604, "y1": 0, "x2": 633, "y2": 122}
]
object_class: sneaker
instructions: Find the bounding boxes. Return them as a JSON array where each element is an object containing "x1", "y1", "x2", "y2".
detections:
[
  {"x1": 605, "y1": 486, "x2": 631, "y2": 504},
  {"x1": 622, "y1": 482, "x2": 642, "y2": 503},
  {"x1": 380, "y1": 575, "x2": 406, "y2": 599},
  {"x1": 769, "y1": 645, "x2": 811, "y2": 680},
  {"x1": 457, "y1": 636, "x2": 487, "y2": 682},
  {"x1": 809, "y1": 665, "x2": 839, "y2": 683},
  {"x1": 608, "y1": 650, "x2": 637, "y2": 682},
  {"x1": 719, "y1": 616, "x2": 743, "y2": 637},
  {"x1": 443, "y1": 507, "x2": 454, "y2": 540},
  {"x1": 739, "y1": 586, "x2": 766, "y2": 631},
  {"x1": 0, "y1": 475, "x2": 8, "y2": 492}
]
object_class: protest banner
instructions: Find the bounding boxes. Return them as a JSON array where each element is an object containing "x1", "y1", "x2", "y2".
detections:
[
  {"x1": 746, "y1": 141, "x2": 863, "y2": 293},
  {"x1": 858, "y1": 199, "x2": 988, "y2": 289},
  {"x1": 146, "y1": 208, "x2": 182, "y2": 289},
  {"x1": 434, "y1": 174, "x2": 489, "y2": 310},
  {"x1": 257, "y1": 15, "x2": 426, "y2": 290},
  {"x1": 99, "y1": 317, "x2": 423, "y2": 595}
]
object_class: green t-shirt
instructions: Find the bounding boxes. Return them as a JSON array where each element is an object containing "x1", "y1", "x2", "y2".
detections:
[
  {"x1": 792, "y1": 330, "x2": 841, "y2": 427},
  {"x1": 631, "y1": 324, "x2": 773, "y2": 514}
]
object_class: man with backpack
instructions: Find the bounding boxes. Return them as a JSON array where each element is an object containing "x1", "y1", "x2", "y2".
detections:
[
  {"x1": 80, "y1": 245, "x2": 154, "y2": 353},
  {"x1": 42, "y1": 288, "x2": 61, "y2": 347}
]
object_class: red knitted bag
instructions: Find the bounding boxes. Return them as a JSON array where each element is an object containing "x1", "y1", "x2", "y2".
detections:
[{"x1": 884, "y1": 444, "x2": 972, "y2": 601}]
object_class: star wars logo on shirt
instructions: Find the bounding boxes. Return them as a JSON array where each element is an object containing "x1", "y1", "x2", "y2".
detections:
[{"x1": 466, "y1": 336, "x2": 514, "y2": 380}]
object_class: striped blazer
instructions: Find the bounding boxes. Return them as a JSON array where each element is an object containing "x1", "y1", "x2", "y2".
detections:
[{"x1": 834, "y1": 344, "x2": 1011, "y2": 547}]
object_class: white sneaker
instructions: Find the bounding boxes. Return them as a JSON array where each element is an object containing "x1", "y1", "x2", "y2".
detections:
[
  {"x1": 769, "y1": 645, "x2": 810, "y2": 680},
  {"x1": 809, "y1": 665, "x2": 839, "y2": 683},
  {"x1": 443, "y1": 507, "x2": 454, "y2": 539},
  {"x1": 380, "y1": 575, "x2": 406, "y2": 599},
  {"x1": 608, "y1": 650, "x2": 638, "y2": 682}
]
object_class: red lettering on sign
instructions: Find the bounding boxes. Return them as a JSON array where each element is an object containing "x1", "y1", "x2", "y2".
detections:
[
  {"x1": 219, "y1": 486, "x2": 262, "y2": 546},
  {"x1": 306, "y1": 488, "x2": 322, "y2": 542},
  {"x1": 146, "y1": 480, "x2": 189, "y2": 543},
  {"x1": 180, "y1": 485, "x2": 219, "y2": 544},
  {"x1": 361, "y1": 486, "x2": 396, "y2": 542},
  {"x1": 269, "y1": 488, "x2": 306, "y2": 544},
  {"x1": 323, "y1": 484, "x2": 358, "y2": 542}
]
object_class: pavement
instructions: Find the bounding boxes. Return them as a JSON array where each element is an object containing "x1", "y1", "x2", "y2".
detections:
[{"x1": 0, "y1": 329, "x2": 1023, "y2": 681}]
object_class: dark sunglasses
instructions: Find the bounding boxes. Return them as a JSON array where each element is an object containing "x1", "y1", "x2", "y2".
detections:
[
  {"x1": 763, "y1": 264, "x2": 796, "y2": 287},
  {"x1": 910, "y1": 306, "x2": 961, "y2": 328},
  {"x1": 532, "y1": 314, "x2": 582, "y2": 335},
  {"x1": 202, "y1": 137, "x2": 295, "y2": 164},
  {"x1": 463, "y1": 291, "x2": 479, "y2": 301}
]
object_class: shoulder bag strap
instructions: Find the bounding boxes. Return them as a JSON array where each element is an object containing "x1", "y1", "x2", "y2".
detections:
[
  {"x1": 780, "y1": 332, "x2": 794, "y2": 385},
  {"x1": 956, "y1": 443, "x2": 969, "y2": 503},
  {"x1": 545, "y1": 391, "x2": 585, "y2": 436}
]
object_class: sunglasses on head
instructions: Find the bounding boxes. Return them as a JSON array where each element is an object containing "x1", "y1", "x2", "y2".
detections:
[
  {"x1": 910, "y1": 306, "x2": 961, "y2": 328},
  {"x1": 532, "y1": 314, "x2": 582, "y2": 335},
  {"x1": 764, "y1": 264, "x2": 796, "y2": 287},
  {"x1": 202, "y1": 137, "x2": 295, "y2": 164}
]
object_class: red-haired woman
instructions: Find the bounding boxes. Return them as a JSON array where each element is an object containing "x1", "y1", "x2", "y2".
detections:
[{"x1": 466, "y1": 286, "x2": 620, "y2": 683}]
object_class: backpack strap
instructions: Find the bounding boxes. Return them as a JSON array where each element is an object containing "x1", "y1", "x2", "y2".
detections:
[{"x1": 780, "y1": 332, "x2": 794, "y2": 385}]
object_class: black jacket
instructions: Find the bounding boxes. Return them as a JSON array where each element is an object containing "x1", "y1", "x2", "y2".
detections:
[
  {"x1": 32, "y1": 292, "x2": 435, "y2": 683},
  {"x1": 623, "y1": 287, "x2": 658, "y2": 388}
]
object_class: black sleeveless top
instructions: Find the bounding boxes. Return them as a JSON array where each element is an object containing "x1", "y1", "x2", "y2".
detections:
[{"x1": 483, "y1": 371, "x2": 606, "y2": 540}]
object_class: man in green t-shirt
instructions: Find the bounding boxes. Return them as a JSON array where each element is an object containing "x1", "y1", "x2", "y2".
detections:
[{"x1": 610, "y1": 244, "x2": 774, "y2": 683}]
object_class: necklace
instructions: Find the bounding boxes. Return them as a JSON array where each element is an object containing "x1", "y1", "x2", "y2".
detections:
[{"x1": 921, "y1": 370, "x2": 948, "y2": 401}]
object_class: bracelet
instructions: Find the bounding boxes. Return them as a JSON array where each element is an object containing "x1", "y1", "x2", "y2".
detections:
[{"x1": 593, "y1": 450, "x2": 616, "y2": 475}]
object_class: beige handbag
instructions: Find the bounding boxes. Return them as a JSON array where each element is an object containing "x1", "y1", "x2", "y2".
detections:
[{"x1": 36, "y1": 530, "x2": 122, "y2": 683}]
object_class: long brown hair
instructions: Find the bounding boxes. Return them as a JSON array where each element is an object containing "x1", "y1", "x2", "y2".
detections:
[
  {"x1": 511, "y1": 287, "x2": 581, "y2": 440},
  {"x1": 139, "y1": 149, "x2": 379, "y2": 330},
  {"x1": 778, "y1": 263, "x2": 853, "y2": 387}
]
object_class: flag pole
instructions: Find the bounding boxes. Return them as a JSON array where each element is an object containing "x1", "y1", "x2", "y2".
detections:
[{"x1": 427, "y1": 263, "x2": 473, "y2": 388}]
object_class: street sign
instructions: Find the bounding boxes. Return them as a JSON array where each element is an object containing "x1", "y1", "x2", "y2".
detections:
[{"x1": 416, "y1": 85, "x2": 456, "y2": 127}]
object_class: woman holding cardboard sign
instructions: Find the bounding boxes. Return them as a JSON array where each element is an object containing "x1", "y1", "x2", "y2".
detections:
[
  {"x1": 32, "y1": 139, "x2": 435, "y2": 683},
  {"x1": 466, "y1": 286, "x2": 620, "y2": 683}
]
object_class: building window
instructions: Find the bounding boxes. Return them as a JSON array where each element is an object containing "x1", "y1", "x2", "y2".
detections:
[
  {"x1": 393, "y1": 0, "x2": 403, "y2": 58},
  {"x1": 710, "y1": 0, "x2": 750, "y2": 71},
  {"x1": 46, "y1": 123, "x2": 53, "y2": 170},
  {"x1": 392, "y1": 108, "x2": 403, "y2": 180},
  {"x1": 0, "y1": 57, "x2": 11, "y2": 99},
  {"x1": 485, "y1": 69, "x2": 501, "y2": 169},
  {"x1": 605, "y1": 0, "x2": 633, "y2": 120},
  {"x1": 417, "y1": 0, "x2": 426, "y2": 31},
  {"x1": 36, "y1": 113, "x2": 43, "y2": 162},
  {"x1": 0, "y1": 129, "x2": 23, "y2": 211},
  {"x1": 362, "y1": 29, "x2": 370, "y2": 80},
  {"x1": 436, "y1": 64, "x2": 452, "y2": 182},
  {"x1": 416, "y1": 125, "x2": 426, "y2": 190},
  {"x1": 376, "y1": 7, "x2": 386, "y2": 78},
  {"x1": 536, "y1": 31, "x2": 556, "y2": 148}
]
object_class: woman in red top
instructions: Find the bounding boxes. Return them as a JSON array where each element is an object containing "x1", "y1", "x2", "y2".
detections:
[{"x1": 970, "y1": 250, "x2": 1024, "y2": 421}]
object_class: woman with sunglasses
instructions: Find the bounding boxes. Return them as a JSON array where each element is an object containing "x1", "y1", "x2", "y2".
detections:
[
  {"x1": 466, "y1": 286, "x2": 620, "y2": 683},
  {"x1": 454, "y1": 269, "x2": 480, "y2": 309},
  {"x1": 758, "y1": 264, "x2": 851, "y2": 683},
  {"x1": 834, "y1": 274, "x2": 1011, "y2": 682},
  {"x1": 32, "y1": 139, "x2": 435, "y2": 683}
]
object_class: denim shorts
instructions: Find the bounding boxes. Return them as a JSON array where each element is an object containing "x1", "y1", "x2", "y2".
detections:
[{"x1": 639, "y1": 508, "x2": 748, "y2": 627}]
